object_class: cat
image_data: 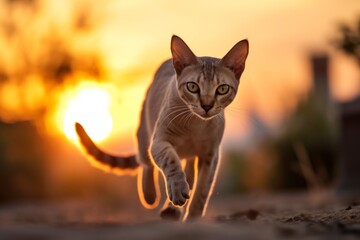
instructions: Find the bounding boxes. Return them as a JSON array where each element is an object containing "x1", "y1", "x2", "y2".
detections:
[{"x1": 75, "y1": 35, "x2": 249, "y2": 221}]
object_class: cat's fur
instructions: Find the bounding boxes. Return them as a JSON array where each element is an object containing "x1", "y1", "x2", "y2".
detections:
[{"x1": 75, "y1": 35, "x2": 249, "y2": 221}]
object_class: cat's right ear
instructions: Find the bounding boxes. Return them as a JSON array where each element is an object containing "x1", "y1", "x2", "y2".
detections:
[{"x1": 171, "y1": 35, "x2": 199, "y2": 76}]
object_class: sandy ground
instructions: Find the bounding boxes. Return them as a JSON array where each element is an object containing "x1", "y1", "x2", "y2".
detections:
[{"x1": 0, "y1": 191, "x2": 359, "y2": 240}]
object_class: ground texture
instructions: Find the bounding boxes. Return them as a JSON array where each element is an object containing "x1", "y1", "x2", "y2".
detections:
[{"x1": 0, "y1": 191, "x2": 359, "y2": 240}]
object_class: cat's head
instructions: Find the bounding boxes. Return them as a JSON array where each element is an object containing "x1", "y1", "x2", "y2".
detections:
[{"x1": 171, "y1": 35, "x2": 249, "y2": 120}]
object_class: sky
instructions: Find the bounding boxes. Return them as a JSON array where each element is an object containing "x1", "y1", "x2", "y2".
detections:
[
  {"x1": 0, "y1": 0, "x2": 360, "y2": 153},
  {"x1": 94, "y1": 0, "x2": 360, "y2": 151}
]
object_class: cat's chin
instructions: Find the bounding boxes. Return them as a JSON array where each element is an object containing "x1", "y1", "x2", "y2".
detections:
[{"x1": 193, "y1": 112, "x2": 218, "y2": 121}]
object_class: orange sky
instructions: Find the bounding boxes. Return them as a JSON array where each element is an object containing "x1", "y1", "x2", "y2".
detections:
[
  {"x1": 94, "y1": 0, "x2": 360, "y2": 151},
  {"x1": 1, "y1": 0, "x2": 360, "y2": 153}
]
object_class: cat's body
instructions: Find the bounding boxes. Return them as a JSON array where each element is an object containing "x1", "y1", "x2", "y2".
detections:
[{"x1": 76, "y1": 36, "x2": 249, "y2": 221}]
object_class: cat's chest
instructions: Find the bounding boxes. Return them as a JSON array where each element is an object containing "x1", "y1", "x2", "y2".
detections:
[
  {"x1": 172, "y1": 135, "x2": 201, "y2": 158},
  {"x1": 167, "y1": 125, "x2": 222, "y2": 159}
]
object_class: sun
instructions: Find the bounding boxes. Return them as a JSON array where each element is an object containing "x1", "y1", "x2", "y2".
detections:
[{"x1": 56, "y1": 81, "x2": 114, "y2": 143}]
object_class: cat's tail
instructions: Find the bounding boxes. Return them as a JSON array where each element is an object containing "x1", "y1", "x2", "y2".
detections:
[{"x1": 75, "y1": 122, "x2": 139, "y2": 175}]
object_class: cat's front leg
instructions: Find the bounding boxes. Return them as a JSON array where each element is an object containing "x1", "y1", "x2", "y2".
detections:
[
  {"x1": 150, "y1": 141, "x2": 190, "y2": 206},
  {"x1": 160, "y1": 157, "x2": 196, "y2": 220},
  {"x1": 185, "y1": 150, "x2": 219, "y2": 221}
]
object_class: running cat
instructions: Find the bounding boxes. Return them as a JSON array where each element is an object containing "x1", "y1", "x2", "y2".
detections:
[{"x1": 75, "y1": 35, "x2": 249, "y2": 221}]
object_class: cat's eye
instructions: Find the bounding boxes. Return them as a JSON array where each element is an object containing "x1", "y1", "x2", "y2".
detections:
[
  {"x1": 216, "y1": 84, "x2": 230, "y2": 95},
  {"x1": 187, "y1": 82, "x2": 200, "y2": 93}
]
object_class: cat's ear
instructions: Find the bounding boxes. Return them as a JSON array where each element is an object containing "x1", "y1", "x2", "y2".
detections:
[
  {"x1": 171, "y1": 35, "x2": 199, "y2": 75},
  {"x1": 219, "y1": 39, "x2": 249, "y2": 79}
]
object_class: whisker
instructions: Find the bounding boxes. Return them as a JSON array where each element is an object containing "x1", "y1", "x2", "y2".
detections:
[
  {"x1": 159, "y1": 108, "x2": 190, "y2": 125},
  {"x1": 167, "y1": 110, "x2": 192, "y2": 128},
  {"x1": 216, "y1": 114, "x2": 225, "y2": 125},
  {"x1": 182, "y1": 112, "x2": 194, "y2": 128},
  {"x1": 165, "y1": 105, "x2": 189, "y2": 111},
  {"x1": 226, "y1": 106, "x2": 248, "y2": 114},
  {"x1": 178, "y1": 112, "x2": 190, "y2": 128},
  {"x1": 226, "y1": 106, "x2": 267, "y2": 129},
  {"x1": 225, "y1": 106, "x2": 250, "y2": 119}
]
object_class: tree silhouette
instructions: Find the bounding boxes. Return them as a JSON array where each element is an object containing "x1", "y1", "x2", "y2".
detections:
[
  {"x1": 0, "y1": 0, "x2": 104, "y2": 122},
  {"x1": 334, "y1": 17, "x2": 360, "y2": 65}
]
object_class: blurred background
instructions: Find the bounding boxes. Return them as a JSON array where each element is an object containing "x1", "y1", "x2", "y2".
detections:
[{"x1": 0, "y1": 0, "x2": 359, "y2": 209}]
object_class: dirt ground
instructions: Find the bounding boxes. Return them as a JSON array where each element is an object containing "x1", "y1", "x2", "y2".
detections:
[{"x1": 0, "y1": 191, "x2": 359, "y2": 240}]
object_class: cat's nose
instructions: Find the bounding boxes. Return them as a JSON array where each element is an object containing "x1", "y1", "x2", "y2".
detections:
[{"x1": 201, "y1": 104, "x2": 213, "y2": 113}]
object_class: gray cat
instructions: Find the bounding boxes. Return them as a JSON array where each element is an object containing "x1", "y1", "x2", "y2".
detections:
[{"x1": 75, "y1": 35, "x2": 249, "y2": 221}]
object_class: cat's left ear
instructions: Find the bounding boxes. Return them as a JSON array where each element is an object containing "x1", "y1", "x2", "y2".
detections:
[
  {"x1": 219, "y1": 39, "x2": 249, "y2": 79},
  {"x1": 171, "y1": 35, "x2": 199, "y2": 76}
]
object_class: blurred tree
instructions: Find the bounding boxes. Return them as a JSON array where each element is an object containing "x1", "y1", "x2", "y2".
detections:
[
  {"x1": 0, "y1": 0, "x2": 104, "y2": 121},
  {"x1": 268, "y1": 92, "x2": 338, "y2": 190},
  {"x1": 264, "y1": 53, "x2": 338, "y2": 191},
  {"x1": 334, "y1": 17, "x2": 360, "y2": 65},
  {"x1": 0, "y1": 0, "x2": 106, "y2": 202}
]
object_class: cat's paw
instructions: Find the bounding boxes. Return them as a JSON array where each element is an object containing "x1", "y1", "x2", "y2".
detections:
[{"x1": 167, "y1": 174, "x2": 190, "y2": 206}]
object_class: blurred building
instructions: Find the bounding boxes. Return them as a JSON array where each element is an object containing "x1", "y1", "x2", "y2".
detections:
[
  {"x1": 338, "y1": 96, "x2": 360, "y2": 195},
  {"x1": 0, "y1": 121, "x2": 46, "y2": 202}
]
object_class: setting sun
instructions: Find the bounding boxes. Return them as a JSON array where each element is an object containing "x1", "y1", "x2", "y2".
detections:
[{"x1": 56, "y1": 81, "x2": 114, "y2": 143}]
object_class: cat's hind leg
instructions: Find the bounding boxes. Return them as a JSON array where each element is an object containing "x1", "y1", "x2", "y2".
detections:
[
  {"x1": 136, "y1": 127, "x2": 160, "y2": 209},
  {"x1": 137, "y1": 166, "x2": 160, "y2": 209}
]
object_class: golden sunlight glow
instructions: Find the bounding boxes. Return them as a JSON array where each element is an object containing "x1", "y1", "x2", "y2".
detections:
[
  {"x1": 1, "y1": 0, "x2": 359, "y2": 151},
  {"x1": 50, "y1": 77, "x2": 145, "y2": 153},
  {"x1": 56, "y1": 81, "x2": 113, "y2": 143}
]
